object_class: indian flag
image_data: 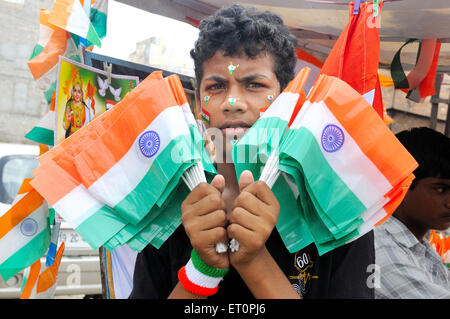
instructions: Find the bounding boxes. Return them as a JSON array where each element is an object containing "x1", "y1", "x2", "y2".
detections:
[
  {"x1": 30, "y1": 158, "x2": 128, "y2": 250},
  {"x1": 27, "y1": 9, "x2": 79, "y2": 95},
  {"x1": 49, "y1": 0, "x2": 102, "y2": 48},
  {"x1": 0, "y1": 180, "x2": 51, "y2": 281},
  {"x1": 20, "y1": 242, "x2": 65, "y2": 299},
  {"x1": 279, "y1": 74, "x2": 418, "y2": 254}
]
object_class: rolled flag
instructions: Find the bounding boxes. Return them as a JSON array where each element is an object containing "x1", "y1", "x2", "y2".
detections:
[
  {"x1": 49, "y1": 0, "x2": 102, "y2": 48},
  {"x1": 20, "y1": 242, "x2": 65, "y2": 299},
  {"x1": 279, "y1": 74, "x2": 418, "y2": 255},
  {"x1": 0, "y1": 179, "x2": 51, "y2": 281}
]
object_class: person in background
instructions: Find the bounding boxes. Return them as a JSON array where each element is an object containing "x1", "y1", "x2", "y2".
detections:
[{"x1": 375, "y1": 126, "x2": 450, "y2": 298}]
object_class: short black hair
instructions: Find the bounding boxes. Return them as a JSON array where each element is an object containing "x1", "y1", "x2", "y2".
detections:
[
  {"x1": 395, "y1": 127, "x2": 450, "y2": 188},
  {"x1": 190, "y1": 4, "x2": 297, "y2": 95}
]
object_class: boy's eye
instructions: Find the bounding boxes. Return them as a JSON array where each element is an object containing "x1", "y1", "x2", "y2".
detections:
[
  {"x1": 435, "y1": 186, "x2": 448, "y2": 194},
  {"x1": 206, "y1": 83, "x2": 225, "y2": 91},
  {"x1": 248, "y1": 82, "x2": 265, "y2": 89}
]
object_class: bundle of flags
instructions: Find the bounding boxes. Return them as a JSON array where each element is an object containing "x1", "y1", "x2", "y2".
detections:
[
  {"x1": 429, "y1": 230, "x2": 450, "y2": 268},
  {"x1": 29, "y1": 71, "x2": 216, "y2": 252},
  {"x1": 235, "y1": 68, "x2": 417, "y2": 256},
  {"x1": 25, "y1": 0, "x2": 108, "y2": 147}
]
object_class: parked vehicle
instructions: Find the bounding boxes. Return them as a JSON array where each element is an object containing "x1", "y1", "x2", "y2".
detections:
[{"x1": 0, "y1": 143, "x2": 102, "y2": 298}]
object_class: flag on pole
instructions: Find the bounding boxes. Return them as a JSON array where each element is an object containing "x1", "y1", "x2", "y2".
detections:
[
  {"x1": 49, "y1": 0, "x2": 102, "y2": 48},
  {"x1": 318, "y1": 0, "x2": 384, "y2": 118},
  {"x1": 20, "y1": 242, "x2": 65, "y2": 299},
  {"x1": 0, "y1": 180, "x2": 51, "y2": 281},
  {"x1": 90, "y1": 0, "x2": 108, "y2": 40}
]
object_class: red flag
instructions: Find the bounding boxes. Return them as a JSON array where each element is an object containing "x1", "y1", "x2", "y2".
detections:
[{"x1": 318, "y1": 0, "x2": 384, "y2": 118}]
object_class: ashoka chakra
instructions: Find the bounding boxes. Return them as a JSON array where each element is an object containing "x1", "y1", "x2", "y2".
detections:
[
  {"x1": 20, "y1": 218, "x2": 38, "y2": 237},
  {"x1": 139, "y1": 130, "x2": 160, "y2": 158},
  {"x1": 321, "y1": 124, "x2": 345, "y2": 153}
]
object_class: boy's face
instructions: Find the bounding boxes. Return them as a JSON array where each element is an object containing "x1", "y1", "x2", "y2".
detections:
[
  {"x1": 402, "y1": 177, "x2": 450, "y2": 231},
  {"x1": 197, "y1": 50, "x2": 281, "y2": 161}
]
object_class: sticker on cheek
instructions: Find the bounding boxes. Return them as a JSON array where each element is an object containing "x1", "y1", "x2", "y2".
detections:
[
  {"x1": 200, "y1": 108, "x2": 210, "y2": 124},
  {"x1": 267, "y1": 94, "x2": 275, "y2": 103},
  {"x1": 204, "y1": 95, "x2": 210, "y2": 104}
]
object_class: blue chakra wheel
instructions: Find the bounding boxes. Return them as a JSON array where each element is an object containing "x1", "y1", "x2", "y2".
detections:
[
  {"x1": 20, "y1": 218, "x2": 38, "y2": 237},
  {"x1": 139, "y1": 130, "x2": 160, "y2": 158},
  {"x1": 321, "y1": 124, "x2": 345, "y2": 153}
]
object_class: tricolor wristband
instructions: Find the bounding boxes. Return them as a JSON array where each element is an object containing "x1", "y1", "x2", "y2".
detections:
[{"x1": 178, "y1": 249, "x2": 229, "y2": 296}]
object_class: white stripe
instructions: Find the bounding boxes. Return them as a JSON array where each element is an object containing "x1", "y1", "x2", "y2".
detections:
[
  {"x1": 0, "y1": 203, "x2": 48, "y2": 264},
  {"x1": 35, "y1": 66, "x2": 57, "y2": 91},
  {"x1": 53, "y1": 184, "x2": 104, "y2": 229},
  {"x1": 83, "y1": 105, "x2": 190, "y2": 208},
  {"x1": 66, "y1": 0, "x2": 91, "y2": 37},
  {"x1": 38, "y1": 24, "x2": 54, "y2": 47},
  {"x1": 35, "y1": 110, "x2": 55, "y2": 131},
  {"x1": 260, "y1": 92, "x2": 299, "y2": 122},
  {"x1": 362, "y1": 89, "x2": 375, "y2": 107},
  {"x1": 181, "y1": 103, "x2": 197, "y2": 127},
  {"x1": 295, "y1": 101, "x2": 392, "y2": 209},
  {"x1": 185, "y1": 259, "x2": 223, "y2": 289}
]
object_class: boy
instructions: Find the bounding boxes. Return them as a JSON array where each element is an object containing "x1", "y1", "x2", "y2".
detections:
[
  {"x1": 129, "y1": 4, "x2": 374, "y2": 299},
  {"x1": 375, "y1": 127, "x2": 450, "y2": 298}
]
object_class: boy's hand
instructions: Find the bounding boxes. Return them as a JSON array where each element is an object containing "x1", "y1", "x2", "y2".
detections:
[
  {"x1": 181, "y1": 175, "x2": 229, "y2": 270},
  {"x1": 227, "y1": 170, "x2": 280, "y2": 270}
]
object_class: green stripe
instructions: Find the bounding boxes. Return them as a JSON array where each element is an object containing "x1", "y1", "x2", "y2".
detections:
[
  {"x1": 279, "y1": 127, "x2": 366, "y2": 233},
  {"x1": 75, "y1": 205, "x2": 127, "y2": 250},
  {"x1": 191, "y1": 249, "x2": 229, "y2": 277},
  {"x1": 24, "y1": 126, "x2": 54, "y2": 146},
  {"x1": 112, "y1": 134, "x2": 197, "y2": 225},
  {"x1": 233, "y1": 116, "x2": 287, "y2": 181},
  {"x1": 29, "y1": 44, "x2": 44, "y2": 60},
  {"x1": 90, "y1": 8, "x2": 107, "y2": 39},
  {"x1": 43, "y1": 82, "x2": 56, "y2": 105},
  {"x1": 0, "y1": 229, "x2": 50, "y2": 281},
  {"x1": 86, "y1": 22, "x2": 102, "y2": 48}
]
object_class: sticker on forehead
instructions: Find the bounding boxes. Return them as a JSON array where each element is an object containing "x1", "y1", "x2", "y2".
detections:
[{"x1": 228, "y1": 62, "x2": 239, "y2": 75}]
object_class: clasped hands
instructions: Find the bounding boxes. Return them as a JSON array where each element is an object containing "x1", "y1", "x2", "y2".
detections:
[{"x1": 180, "y1": 170, "x2": 280, "y2": 271}]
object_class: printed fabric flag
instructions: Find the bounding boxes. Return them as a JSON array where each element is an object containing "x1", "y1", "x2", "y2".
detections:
[
  {"x1": 278, "y1": 74, "x2": 418, "y2": 255},
  {"x1": 20, "y1": 242, "x2": 65, "y2": 299},
  {"x1": 49, "y1": 0, "x2": 102, "y2": 48},
  {"x1": 318, "y1": 0, "x2": 384, "y2": 118},
  {"x1": 0, "y1": 179, "x2": 51, "y2": 281}
]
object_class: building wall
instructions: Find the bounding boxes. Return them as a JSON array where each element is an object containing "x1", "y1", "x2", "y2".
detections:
[{"x1": 0, "y1": 0, "x2": 54, "y2": 144}]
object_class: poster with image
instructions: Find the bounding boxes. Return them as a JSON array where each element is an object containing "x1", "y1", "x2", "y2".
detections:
[{"x1": 54, "y1": 56, "x2": 139, "y2": 144}]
